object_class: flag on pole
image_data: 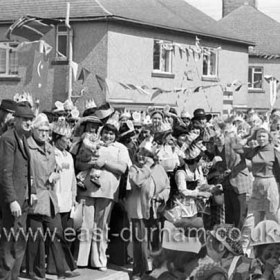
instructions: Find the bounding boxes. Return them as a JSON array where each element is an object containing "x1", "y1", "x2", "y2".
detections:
[
  {"x1": 77, "y1": 67, "x2": 91, "y2": 84},
  {"x1": 6, "y1": 16, "x2": 59, "y2": 41}
]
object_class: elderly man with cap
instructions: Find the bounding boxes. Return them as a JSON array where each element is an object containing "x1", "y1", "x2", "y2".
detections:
[
  {"x1": 0, "y1": 102, "x2": 36, "y2": 280},
  {"x1": 0, "y1": 99, "x2": 17, "y2": 136},
  {"x1": 26, "y1": 113, "x2": 74, "y2": 280}
]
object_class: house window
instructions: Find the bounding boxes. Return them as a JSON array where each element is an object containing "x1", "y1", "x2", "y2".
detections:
[
  {"x1": 56, "y1": 24, "x2": 71, "y2": 60},
  {"x1": 202, "y1": 47, "x2": 218, "y2": 78},
  {"x1": 153, "y1": 40, "x2": 173, "y2": 73},
  {"x1": 248, "y1": 66, "x2": 263, "y2": 90},
  {"x1": 0, "y1": 42, "x2": 19, "y2": 76}
]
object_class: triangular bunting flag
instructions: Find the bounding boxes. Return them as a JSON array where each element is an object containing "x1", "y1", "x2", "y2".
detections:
[
  {"x1": 77, "y1": 67, "x2": 91, "y2": 84},
  {"x1": 151, "y1": 88, "x2": 163, "y2": 100},
  {"x1": 96, "y1": 74, "x2": 109, "y2": 97}
]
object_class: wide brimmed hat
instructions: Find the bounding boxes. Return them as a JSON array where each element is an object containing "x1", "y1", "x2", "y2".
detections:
[
  {"x1": 94, "y1": 103, "x2": 114, "y2": 120},
  {"x1": 0, "y1": 99, "x2": 17, "y2": 113},
  {"x1": 210, "y1": 224, "x2": 243, "y2": 255},
  {"x1": 192, "y1": 108, "x2": 212, "y2": 122},
  {"x1": 79, "y1": 115, "x2": 102, "y2": 125},
  {"x1": 14, "y1": 103, "x2": 35, "y2": 119},
  {"x1": 250, "y1": 220, "x2": 280, "y2": 247}
]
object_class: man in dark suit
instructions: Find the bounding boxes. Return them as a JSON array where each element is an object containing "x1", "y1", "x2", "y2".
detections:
[
  {"x1": 0, "y1": 103, "x2": 35, "y2": 280},
  {"x1": 211, "y1": 129, "x2": 252, "y2": 229}
]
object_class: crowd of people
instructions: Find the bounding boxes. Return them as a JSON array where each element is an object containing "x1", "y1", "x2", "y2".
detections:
[{"x1": 1, "y1": 95, "x2": 280, "y2": 280}]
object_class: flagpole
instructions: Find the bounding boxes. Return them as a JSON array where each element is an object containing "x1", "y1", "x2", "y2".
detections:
[{"x1": 66, "y1": 2, "x2": 73, "y2": 100}]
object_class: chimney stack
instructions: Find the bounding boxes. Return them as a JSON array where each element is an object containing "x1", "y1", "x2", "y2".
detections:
[{"x1": 223, "y1": 0, "x2": 256, "y2": 17}]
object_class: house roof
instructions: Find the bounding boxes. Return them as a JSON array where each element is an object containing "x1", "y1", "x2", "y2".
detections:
[
  {"x1": 218, "y1": 3, "x2": 280, "y2": 57},
  {"x1": 0, "y1": 0, "x2": 253, "y2": 46}
]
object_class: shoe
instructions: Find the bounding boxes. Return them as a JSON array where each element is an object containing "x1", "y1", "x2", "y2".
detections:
[
  {"x1": 57, "y1": 276, "x2": 66, "y2": 279},
  {"x1": 64, "y1": 270, "x2": 80, "y2": 278},
  {"x1": 98, "y1": 267, "x2": 107, "y2": 272}
]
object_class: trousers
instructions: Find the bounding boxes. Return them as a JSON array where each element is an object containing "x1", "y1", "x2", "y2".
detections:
[{"x1": 0, "y1": 201, "x2": 28, "y2": 280}]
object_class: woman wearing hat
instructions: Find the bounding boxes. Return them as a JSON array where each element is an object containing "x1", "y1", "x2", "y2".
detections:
[
  {"x1": 46, "y1": 118, "x2": 79, "y2": 277},
  {"x1": 75, "y1": 116, "x2": 130, "y2": 271},
  {"x1": 126, "y1": 138, "x2": 170, "y2": 279}
]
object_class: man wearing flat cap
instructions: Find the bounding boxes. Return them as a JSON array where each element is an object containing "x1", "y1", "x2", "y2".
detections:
[{"x1": 0, "y1": 102, "x2": 36, "y2": 280}]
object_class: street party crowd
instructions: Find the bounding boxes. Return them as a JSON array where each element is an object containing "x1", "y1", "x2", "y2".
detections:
[{"x1": 1, "y1": 94, "x2": 280, "y2": 280}]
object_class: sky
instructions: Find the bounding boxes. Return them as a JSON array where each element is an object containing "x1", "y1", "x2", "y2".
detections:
[{"x1": 185, "y1": 0, "x2": 280, "y2": 22}]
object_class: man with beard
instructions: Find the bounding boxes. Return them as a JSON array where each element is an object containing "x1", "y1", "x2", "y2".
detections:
[{"x1": 0, "y1": 102, "x2": 36, "y2": 280}]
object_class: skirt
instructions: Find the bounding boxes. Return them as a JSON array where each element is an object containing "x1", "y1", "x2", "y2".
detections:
[{"x1": 249, "y1": 177, "x2": 279, "y2": 213}]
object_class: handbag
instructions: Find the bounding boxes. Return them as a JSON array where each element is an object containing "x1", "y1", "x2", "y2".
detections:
[{"x1": 70, "y1": 200, "x2": 85, "y2": 230}]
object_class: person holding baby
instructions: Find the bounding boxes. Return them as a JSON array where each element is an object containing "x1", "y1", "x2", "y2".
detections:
[{"x1": 74, "y1": 111, "x2": 130, "y2": 271}]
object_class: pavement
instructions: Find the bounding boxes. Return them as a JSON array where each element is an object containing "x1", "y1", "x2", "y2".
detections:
[{"x1": 19, "y1": 264, "x2": 132, "y2": 280}]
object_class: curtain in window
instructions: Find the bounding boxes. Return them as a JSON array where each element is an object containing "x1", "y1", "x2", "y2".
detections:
[
  {"x1": 0, "y1": 48, "x2": 6, "y2": 74},
  {"x1": 9, "y1": 49, "x2": 18, "y2": 75}
]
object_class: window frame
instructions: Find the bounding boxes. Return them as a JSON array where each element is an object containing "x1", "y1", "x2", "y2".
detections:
[
  {"x1": 202, "y1": 47, "x2": 218, "y2": 79},
  {"x1": 0, "y1": 42, "x2": 19, "y2": 77},
  {"x1": 152, "y1": 40, "x2": 173, "y2": 75},
  {"x1": 55, "y1": 24, "x2": 72, "y2": 61},
  {"x1": 248, "y1": 66, "x2": 263, "y2": 91}
]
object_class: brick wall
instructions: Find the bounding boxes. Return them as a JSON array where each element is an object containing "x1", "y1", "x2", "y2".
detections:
[{"x1": 223, "y1": 0, "x2": 256, "y2": 17}]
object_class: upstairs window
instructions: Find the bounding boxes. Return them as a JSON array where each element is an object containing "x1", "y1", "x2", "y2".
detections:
[
  {"x1": 202, "y1": 47, "x2": 218, "y2": 78},
  {"x1": 0, "y1": 42, "x2": 19, "y2": 76},
  {"x1": 248, "y1": 66, "x2": 263, "y2": 90},
  {"x1": 153, "y1": 40, "x2": 173, "y2": 73},
  {"x1": 56, "y1": 24, "x2": 71, "y2": 60}
]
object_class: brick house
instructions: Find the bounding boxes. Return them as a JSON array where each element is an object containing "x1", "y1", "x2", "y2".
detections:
[
  {"x1": 0, "y1": 0, "x2": 253, "y2": 114},
  {"x1": 219, "y1": 0, "x2": 280, "y2": 112}
]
